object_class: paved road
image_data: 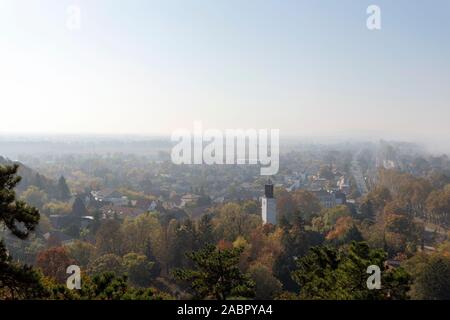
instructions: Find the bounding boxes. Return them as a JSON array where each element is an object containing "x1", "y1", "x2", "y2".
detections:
[{"x1": 350, "y1": 153, "x2": 368, "y2": 195}]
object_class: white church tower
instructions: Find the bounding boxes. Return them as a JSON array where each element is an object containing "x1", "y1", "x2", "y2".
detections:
[{"x1": 261, "y1": 180, "x2": 277, "y2": 225}]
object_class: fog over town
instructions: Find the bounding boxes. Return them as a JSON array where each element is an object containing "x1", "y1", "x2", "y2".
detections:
[{"x1": 1, "y1": 0, "x2": 450, "y2": 303}]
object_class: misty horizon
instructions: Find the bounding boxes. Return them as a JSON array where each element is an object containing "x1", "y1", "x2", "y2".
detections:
[{"x1": 2, "y1": 1, "x2": 450, "y2": 306}]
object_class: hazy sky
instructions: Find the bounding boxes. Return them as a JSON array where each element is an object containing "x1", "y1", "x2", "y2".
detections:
[{"x1": 0, "y1": 0, "x2": 449, "y2": 140}]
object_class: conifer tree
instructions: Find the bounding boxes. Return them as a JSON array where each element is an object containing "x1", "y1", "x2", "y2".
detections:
[
  {"x1": 57, "y1": 175, "x2": 71, "y2": 201},
  {"x1": 173, "y1": 244, "x2": 254, "y2": 300},
  {"x1": 0, "y1": 164, "x2": 47, "y2": 299}
]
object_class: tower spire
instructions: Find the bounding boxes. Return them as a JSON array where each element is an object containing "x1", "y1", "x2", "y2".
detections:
[
  {"x1": 264, "y1": 179, "x2": 274, "y2": 198},
  {"x1": 262, "y1": 180, "x2": 276, "y2": 224}
]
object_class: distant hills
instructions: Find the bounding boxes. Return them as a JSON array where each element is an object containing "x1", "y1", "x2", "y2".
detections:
[{"x1": 0, "y1": 156, "x2": 55, "y2": 194}]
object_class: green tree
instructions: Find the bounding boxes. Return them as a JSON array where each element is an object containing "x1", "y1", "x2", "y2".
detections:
[
  {"x1": 362, "y1": 186, "x2": 392, "y2": 216},
  {"x1": 0, "y1": 164, "x2": 46, "y2": 299},
  {"x1": 169, "y1": 219, "x2": 197, "y2": 269},
  {"x1": 323, "y1": 205, "x2": 352, "y2": 228},
  {"x1": 426, "y1": 188, "x2": 450, "y2": 226},
  {"x1": 273, "y1": 217, "x2": 324, "y2": 291},
  {"x1": 242, "y1": 200, "x2": 259, "y2": 215},
  {"x1": 213, "y1": 203, "x2": 260, "y2": 241},
  {"x1": 71, "y1": 195, "x2": 88, "y2": 217},
  {"x1": 57, "y1": 176, "x2": 71, "y2": 201},
  {"x1": 88, "y1": 254, "x2": 124, "y2": 276},
  {"x1": 414, "y1": 256, "x2": 450, "y2": 299},
  {"x1": 0, "y1": 242, "x2": 49, "y2": 299},
  {"x1": 121, "y1": 213, "x2": 161, "y2": 256},
  {"x1": 197, "y1": 213, "x2": 215, "y2": 246},
  {"x1": 42, "y1": 201, "x2": 71, "y2": 216},
  {"x1": 66, "y1": 240, "x2": 96, "y2": 267},
  {"x1": 292, "y1": 242, "x2": 410, "y2": 300},
  {"x1": 326, "y1": 216, "x2": 363, "y2": 245},
  {"x1": 80, "y1": 272, "x2": 171, "y2": 300},
  {"x1": 0, "y1": 165, "x2": 40, "y2": 237},
  {"x1": 173, "y1": 244, "x2": 254, "y2": 300},
  {"x1": 21, "y1": 185, "x2": 48, "y2": 210},
  {"x1": 123, "y1": 253, "x2": 155, "y2": 287},
  {"x1": 248, "y1": 263, "x2": 282, "y2": 299},
  {"x1": 95, "y1": 220, "x2": 124, "y2": 255}
]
